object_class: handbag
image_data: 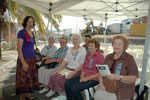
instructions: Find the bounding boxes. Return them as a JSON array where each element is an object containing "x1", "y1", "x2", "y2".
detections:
[
  {"x1": 42, "y1": 62, "x2": 59, "y2": 69},
  {"x1": 103, "y1": 77, "x2": 118, "y2": 93},
  {"x1": 103, "y1": 63, "x2": 122, "y2": 93},
  {"x1": 35, "y1": 52, "x2": 43, "y2": 62}
]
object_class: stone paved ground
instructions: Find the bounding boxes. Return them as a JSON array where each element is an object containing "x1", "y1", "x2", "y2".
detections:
[
  {"x1": 0, "y1": 50, "x2": 17, "y2": 66},
  {"x1": 0, "y1": 50, "x2": 17, "y2": 100},
  {"x1": 0, "y1": 43, "x2": 64, "y2": 100},
  {"x1": 0, "y1": 50, "x2": 60, "y2": 100}
]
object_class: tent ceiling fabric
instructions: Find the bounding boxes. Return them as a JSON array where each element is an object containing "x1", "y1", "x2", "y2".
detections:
[{"x1": 12, "y1": 0, "x2": 150, "y2": 21}]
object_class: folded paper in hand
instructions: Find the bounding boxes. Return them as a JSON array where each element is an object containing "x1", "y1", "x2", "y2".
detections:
[
  {"x1": 96, "y1": 64, "x2": 111, "y2": 76},
  {"x1": 59, "y1": 68, "x2": 73, "y2": 76}
]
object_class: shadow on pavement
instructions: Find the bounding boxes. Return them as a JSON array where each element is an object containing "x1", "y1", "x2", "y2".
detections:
[{"x1": 1, "y1": 66, "x2": 59, "y2": 100}]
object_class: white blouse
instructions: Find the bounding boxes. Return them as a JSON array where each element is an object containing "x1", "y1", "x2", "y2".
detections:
[{"x1": 64, "y1": 46, "x2": 86, "y2": 69}]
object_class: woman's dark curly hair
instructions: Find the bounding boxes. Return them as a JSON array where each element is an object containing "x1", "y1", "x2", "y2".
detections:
[{"x1": 22, "y1": 16, "x2": 35, "y2": 28}]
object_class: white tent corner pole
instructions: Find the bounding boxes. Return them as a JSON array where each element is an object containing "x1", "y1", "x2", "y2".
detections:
[
  {"x1": 139, "y1": 2, "x2": 150, "y2": 95},
  {"x1": 104, "y1": 13, "x2": 107, "y2": 45}
]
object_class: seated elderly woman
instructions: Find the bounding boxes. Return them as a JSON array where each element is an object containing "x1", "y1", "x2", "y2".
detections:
[
  {"x1": 36, "y1": 36, "x2": 57, "y2": 69},
  {"x1": 46, "y1": 34, "x2": 86, "y2": 100},
  {"x1": 65, "y1": 39, "x2": 104, "y2": 100},
  {"x1": 38, "y1": 37, "x2": 68, "y2": 96},
  {"x1": 94, "y1": 36, "x2": 138, "y2": 100},
  {"x1": 40, "y1": 37, "x2": 57, "y2": 60}
]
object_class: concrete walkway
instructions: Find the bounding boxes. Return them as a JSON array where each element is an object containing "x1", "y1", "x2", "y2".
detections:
[
  {"x1": 0, "y1": 50, "x2": 59, "y2": 100},
  {"x1": 0, "y1": 43, "x2": 65, "y2": 100}
]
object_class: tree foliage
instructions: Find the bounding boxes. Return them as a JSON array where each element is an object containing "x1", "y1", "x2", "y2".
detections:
[{"x1": 6, "y1": 0, "x2": 62, "y2": 36}]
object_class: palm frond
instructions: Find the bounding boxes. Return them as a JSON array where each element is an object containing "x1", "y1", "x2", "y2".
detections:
[
  {"x1": 7, "y1": 0, "x2": 18, "y2": 20},
  {"x1": 54, "y1": 14, "x2": 62, "y2": 23},
  {"x1": 43, "y1": 14, "x2": 62, "y2": 31},
  {"x1": 19, "y1": 5, "x2": 46, "y2": 36},
  {"x1": 6, "y1": 0, "x2": 62, "y2": 37}
]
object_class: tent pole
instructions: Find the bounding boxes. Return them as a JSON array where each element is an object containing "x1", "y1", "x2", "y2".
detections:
[
  {"x1": 139, "y1": 3, "x2": 150, "y2": 95},
  {"x1": 45, "y1": 3, "x2": 52, "y2": 46},
  {"x1": 104, "y1": 13, "x2": 107, "y2": 45},
  {"x1": 50, "y1": 15, "x2": 52, "y2": 36},
  {"x1": 45, "y1": 13, "x2": 50, "y2": 46}
]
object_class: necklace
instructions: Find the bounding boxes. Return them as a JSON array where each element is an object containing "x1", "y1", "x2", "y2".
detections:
[
  {"x1": 88, "y1": 52, "x2": 95, "y2": 60},
  {"x1": 72, "y1": 46, "x2": 80, "y2": 56}
]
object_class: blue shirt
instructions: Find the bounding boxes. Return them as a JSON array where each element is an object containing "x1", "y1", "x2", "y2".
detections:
[{"x1": 51, "y1": 46, "x2": 68, "y2": 59}]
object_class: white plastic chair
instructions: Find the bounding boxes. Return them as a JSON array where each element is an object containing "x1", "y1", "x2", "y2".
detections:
[{"x1": 84, "y1": 85, "x2": 98, "y2": 100}]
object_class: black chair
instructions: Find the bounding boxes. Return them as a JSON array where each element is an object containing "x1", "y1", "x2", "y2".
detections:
[{"x1": 135, "y1": 84, "x2": 148, "y2": 100}]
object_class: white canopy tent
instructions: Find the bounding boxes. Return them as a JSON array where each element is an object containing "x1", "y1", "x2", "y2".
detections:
[
  {"x1": 12, "y1": 0, "x2": 150, "y2": 21},
  {"x1": 12, "y1": 0, "x2": 150, "y2": 98}
]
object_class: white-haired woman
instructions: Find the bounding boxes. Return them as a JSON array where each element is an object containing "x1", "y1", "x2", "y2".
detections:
[{"x1": 46, "y1": 34, "x2": 86, "y2": 100}]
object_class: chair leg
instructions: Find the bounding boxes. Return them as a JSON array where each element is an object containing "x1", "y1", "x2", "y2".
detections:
[{"x1": 84, "y1": 89, "x2": 90, "y2": 100}]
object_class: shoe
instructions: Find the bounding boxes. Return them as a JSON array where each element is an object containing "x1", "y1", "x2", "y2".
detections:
[
  {"x1": 45, "y1": 90, "x2": 55, "y2": 97},
  {"x1": 39, "y1": 88, "x2": 49, "y2": 94},
  {"x1": 51, "y1": 95, "x2": 67, "y2": 100}
]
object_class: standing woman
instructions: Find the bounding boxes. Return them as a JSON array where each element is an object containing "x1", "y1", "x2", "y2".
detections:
[
  {"x1": 94, "y1": 36, "x2": 138, "y2": 100},
  {"x1": 16, "y1": 16, "x2": 39, "y2": 100}
]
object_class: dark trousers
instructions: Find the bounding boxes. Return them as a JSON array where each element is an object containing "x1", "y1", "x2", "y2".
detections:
[{"x1": 65, "y1": 75, "x2": 99, "y2": 100}]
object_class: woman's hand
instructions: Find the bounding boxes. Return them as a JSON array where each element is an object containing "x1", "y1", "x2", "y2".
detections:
[
  {"x1": 106, "y1": 74, "x2": 120, "y2": 80},
  {"x1": 80, "y1": 76, "x2": 84, "y2": 82},
  {"x1": 67, "y1": 71, "x2": 75, "y2": 79},
  {"x1": 22, "y1": 62, "x2": 28, "y2": 71},
  {"x1": 99, "y1": 83, "x2": 105, "y2": 90},
  {"x1": 52, "y1": 70, "x2": 60, "y2": 75},
  {"x1": 82, "y1": 77, "x2": 89, "y2": 82},
  {"x1": 45, "y1": 59, "x2": 53, "y2": 64},
  {"x1": 42, "y1": 56, "x2": 50, "y2": 60},
  {"x1": 35, "y1": 49, "x2": 40, "y2": 53}
]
